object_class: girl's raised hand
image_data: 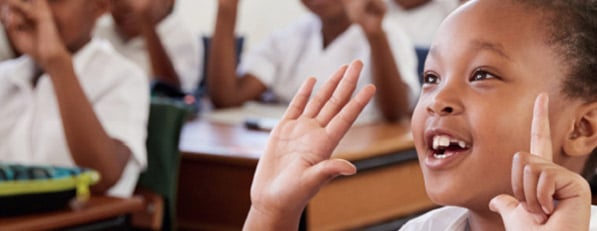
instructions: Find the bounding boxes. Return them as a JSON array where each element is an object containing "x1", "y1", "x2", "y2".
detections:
[
  {"x1": 490, "y1": 93, "x2": 592, "y2": 230},
  {"x1": 243, "y1": 60, "x2": 376, "y2": 231}
]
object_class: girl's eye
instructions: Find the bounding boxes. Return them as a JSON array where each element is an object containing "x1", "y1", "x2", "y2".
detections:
[
  {"x1": 423, "y1": 73, "x2": 439, "y2": 84},
  {"x1": 470, "y1": 69, "x2": 497, "y2": 81}
]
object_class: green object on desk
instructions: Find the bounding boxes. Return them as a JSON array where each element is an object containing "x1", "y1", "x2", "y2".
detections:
[
  {"x1": 0, "y1": 163, "x2": 100, "y2": 216},
  {"x1": 137, "y1": 96, "x2": 190, "y2": 230}
]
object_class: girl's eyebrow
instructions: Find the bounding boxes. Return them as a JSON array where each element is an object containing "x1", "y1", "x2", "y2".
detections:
[{"x1": 470, "y1": 40, "x2": 512, "y2": 61}]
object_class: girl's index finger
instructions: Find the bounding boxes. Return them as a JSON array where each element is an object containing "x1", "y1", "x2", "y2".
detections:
[{"x1": 530, "y1": 93, "x2": 553, "y2": 162}]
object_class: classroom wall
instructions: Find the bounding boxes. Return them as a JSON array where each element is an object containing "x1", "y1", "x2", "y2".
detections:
[{"x1": 175, "y1": 0, "x2": 308, "y2": 51}]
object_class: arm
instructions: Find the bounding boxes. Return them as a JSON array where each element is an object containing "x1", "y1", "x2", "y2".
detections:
[
  {"x1": 128, "y1": 0, "x2": 181, "y2": 89},
  {"x1": 243, "y1": 61, "x2": 375, "y2": 230},
  {"x1": 2, "y1": 0, "x2": 130, "y2": 193},
  {"x1": 344, "y1": 0, "x2": 411, "y2": 122},
  {"x1": 208, "y1": 0, "x2": 266, "y2": 108},
  {"x1": 490, "y1": 94, "x2": 592, "y2": 230}
]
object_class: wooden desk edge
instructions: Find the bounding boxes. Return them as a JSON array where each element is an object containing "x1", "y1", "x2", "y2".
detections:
[{"x1": 0, "y1": 196, "x2": 144, "y2": 230}]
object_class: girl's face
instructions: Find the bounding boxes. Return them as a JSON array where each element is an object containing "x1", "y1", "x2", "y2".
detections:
[
  {"x1": 45, "y1": 0, "x2": 105, "y2": 52},
  {"x1": 411, "y1": 0, "x2": 582, "y2": 211},
  {"x1": 301, "y1": 0, "x2": 345, "y2": 20}
]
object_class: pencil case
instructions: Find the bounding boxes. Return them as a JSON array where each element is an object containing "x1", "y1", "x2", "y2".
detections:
[{"x1": 0, "y1": 163, "x2": 100, "y2": 216}]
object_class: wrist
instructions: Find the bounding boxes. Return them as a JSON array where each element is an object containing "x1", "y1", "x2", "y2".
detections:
[
  {"x1": 244, "y1": 205, "x2": 302, "y2": 230},
  {"x1": 365, "y1": 28, "x2": 386, "y2": 42},
  {"x1": 42, "y1": 52, "x2": 73, "y2": 77}
]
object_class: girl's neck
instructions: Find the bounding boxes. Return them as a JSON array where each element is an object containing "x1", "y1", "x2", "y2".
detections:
[
  {"x1": 319, "y1": 14, "x2": 351, "y2": 49},
  {"x1": 467, "y1": 208, "x2": 505, "y2": 231}
]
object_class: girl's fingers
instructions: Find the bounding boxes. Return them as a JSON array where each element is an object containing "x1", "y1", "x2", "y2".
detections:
[
  {"x1": 316, "y1": 60, "x2": 362, "y2": 126},
  {"x1": 522, "y1": 164, "x2": 543, "y2": 215},
  {"x1": 326, "y1": 84, "x2": 376, "y2": 140},
  {"x1": 303, "y1": 65, "x2": 348, "y2": 118},
  {"x1": 530, "y1": 93, "x2": 553, "y2": 161},
  {"x1": 282, "y1": 77, "x2": 316, "y2": 120},
  {"x1": 511, "y1": 152, "x2": 527, "y2": 202},
  {"x1": 304, "y1": 158, "x2": 356, "y2": 190}
]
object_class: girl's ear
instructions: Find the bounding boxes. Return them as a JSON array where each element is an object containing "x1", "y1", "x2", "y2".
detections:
[{"x1": 563, "y1": 102, "x2": 597, "y2": 157}]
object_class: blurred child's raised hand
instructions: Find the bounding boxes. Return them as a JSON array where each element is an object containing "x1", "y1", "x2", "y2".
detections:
[
  {"x1": 0, "y1": 0, "x2": 68, "y2": 68},
  {"x1": 243, "y1": 60, "x2": 376, "y2": 230},
  {"x1": 490, "y1": 93, "x2": 592, "y2": 230},
  {"x1": 342, "y1": 0, "x2": 386, "y2": 36}
]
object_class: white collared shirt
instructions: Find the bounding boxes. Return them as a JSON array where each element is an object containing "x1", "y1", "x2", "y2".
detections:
[
  {"x1": 94, "y1": 13, "x2": 202, "y2": 93},
  {"x1": 238, "y1": 13, "x2": 420, "y2": 124},
  {"x1": 385, "y1": 0, "x2": 460, "y2": 47},
  {"x1": 0, "y1": 39, "x2": 149, "y2": 198},
  {"x1": 400, "y1": 205, "x2": 597, "y2": 230}
]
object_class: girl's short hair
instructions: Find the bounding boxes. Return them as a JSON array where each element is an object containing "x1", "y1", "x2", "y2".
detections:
[{"x1": 512, "y1": 0, "x2": 597, "y2": 183}]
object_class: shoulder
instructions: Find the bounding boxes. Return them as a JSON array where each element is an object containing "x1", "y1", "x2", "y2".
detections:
[
  {"x1": 73, "y1": 39, "x2": 147, "y2": 86},
  {"x1": 400, "y1": 206, "x2": 468, "y2": 231}
]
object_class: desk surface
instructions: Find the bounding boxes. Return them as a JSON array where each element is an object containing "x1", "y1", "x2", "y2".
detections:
[
  {"x1": 0, "y1": 196, "x2": 144, "y2": 230},
  {"x1": 176, "y1": 116, "x2": 430, "y2": 231},
  {"x1": 179, "y1": 116, "x2": 414, "y2": 161}
]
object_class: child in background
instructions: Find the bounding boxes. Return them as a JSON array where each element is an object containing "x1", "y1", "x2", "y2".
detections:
[
  {"x1": 243, "y1": 0, "x2": 597, "y2": 230},
  {"x1": 0, "y1": 0, "x2": 148, "y2": 197},
  {"x1": 94, "y1": 0, "x2": 201, "y2": 93},
  {"x1": 209, "y1": 0, "x2": 419, "y2": 124}
]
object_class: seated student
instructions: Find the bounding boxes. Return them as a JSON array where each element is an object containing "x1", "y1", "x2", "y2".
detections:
[
  {"x1": 209, "y1": 0, "x2": 420, "y2": 123},
  {"x1": 0, "y1": 0, "x2": 148, "y2": 197},
  {"x1": 385, "y1": 0, "x2": 460, "y2": 47},
  {"x1": 94, "y1": 0, "x2": 201, "y2": 93},
  {"x1": 243, "y1": 0, "x2": 597, "y2": 230}
]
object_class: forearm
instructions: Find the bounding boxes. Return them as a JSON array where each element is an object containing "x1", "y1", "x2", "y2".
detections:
[
  {"x1": 46, "y1": 55, "x2": 130, "y2": 193},
  {"x1": 366, "y1": 31, "x2": 410, "y2": 121},
  {"x1": 139, "y1": 19, "x2": 181, "y2": 88},
  {"x1": 208, "y1": 2, "x2": 245, "y2": 107}
]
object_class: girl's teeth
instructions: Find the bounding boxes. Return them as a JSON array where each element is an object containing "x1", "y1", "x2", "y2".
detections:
[
  {"x1": 439, "y1": 136, "x2": 450, "y2": 147},
  {"x1": 458, "y1": 141, "x2": 466, "y2": 148},
  {"x1": 434, "y1": 153, "x2": 446, "y2": 159},
  {"x1": 432, "y1": 135, "x2": 469, "y2": 150}
]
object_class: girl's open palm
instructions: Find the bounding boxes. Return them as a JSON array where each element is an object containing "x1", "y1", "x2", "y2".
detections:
[{"x1": 244, "y1": 60, "x2": 376, "y2": 230}]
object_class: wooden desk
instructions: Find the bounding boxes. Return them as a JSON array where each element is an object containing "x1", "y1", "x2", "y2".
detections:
[
  {"x1": 177, "y1": 117, "x2": 434, "y2": 231},
  {"x1": 0, "y1": 196, "x2": 144, "y2": 230}
]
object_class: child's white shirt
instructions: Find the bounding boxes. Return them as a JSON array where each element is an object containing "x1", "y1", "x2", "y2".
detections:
[
  {"x1": 94, "y1": 13, "x2": 202, "y2": 93},
  {"x1": 0, "y1": 38, "x2": 149, "y2": 198},
  {"x1": 238, "y1": 13, "x2": 420, "y2": 124},
  {"x1": 400, "y1": 205, "x2": 597, "y2": 230}
]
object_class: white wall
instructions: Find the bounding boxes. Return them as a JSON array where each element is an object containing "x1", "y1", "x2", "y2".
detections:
[{"x1": 175, "y1": 0, "x2": 308, "y2": 51}]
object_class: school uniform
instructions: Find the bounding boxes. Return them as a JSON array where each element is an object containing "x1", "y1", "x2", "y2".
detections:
[
  {"x1": 94, "y1": 13, "x2": 202, "y2": 93},
  {"x1": 238, "y1": 13, "x2": 420, "y2": 124},
  {"x1": 400, "y1": 205, "x2": 597, "y2": 230},
  {"x1": 0, "y1": 38, "x2": 149, "y2": 198},
  {"x1": 385, "y1": 0, "x2": 460, "y2": 47}
]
